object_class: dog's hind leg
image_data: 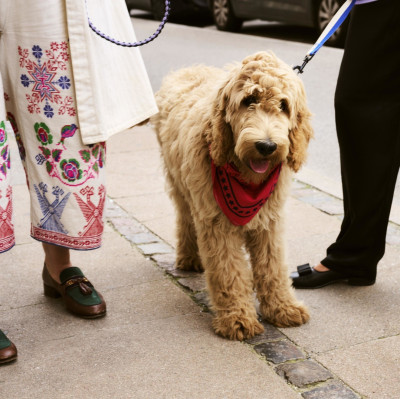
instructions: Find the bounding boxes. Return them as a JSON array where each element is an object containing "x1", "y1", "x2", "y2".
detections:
[
  {"x1": 169, "y1": 186, "x2": 204, "y2": 272},
  {"x1": 246, "y1": 225, "x2": 310, "y2": 327},
  {"x1": 195, "y1": 218, "x2": 264, "y2": 340}
]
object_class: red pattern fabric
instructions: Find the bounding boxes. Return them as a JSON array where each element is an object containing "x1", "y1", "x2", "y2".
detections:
[{"x1": 211, "y1": 161, "x2": 281, "y2": 226}]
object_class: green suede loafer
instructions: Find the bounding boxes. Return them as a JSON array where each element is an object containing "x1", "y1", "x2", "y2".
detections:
[
  {"x1": 43, "y1": 264, "x2": 107, "y2": 318},
  {"x1": 0, "y1": 330, "x2": 17, "y2": 365}
]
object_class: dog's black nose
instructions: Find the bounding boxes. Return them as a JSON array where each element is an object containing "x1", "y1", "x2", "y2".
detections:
[{"x1": 255, "y1": 140, "x2": 277, "y2": 156}]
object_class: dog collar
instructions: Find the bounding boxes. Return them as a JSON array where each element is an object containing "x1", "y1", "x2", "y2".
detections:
[{"x1": 211, "y1": 160, "x2": 281, "y2": 226}]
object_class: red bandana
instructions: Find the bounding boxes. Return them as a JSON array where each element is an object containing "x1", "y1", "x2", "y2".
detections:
[{"x1": 211, "y1": 160, "x2": 282, "y2": 226}]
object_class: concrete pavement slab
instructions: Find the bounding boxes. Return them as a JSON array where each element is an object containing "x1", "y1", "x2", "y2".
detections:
[
  {"x1": 143, "y1": 215, "x2": 176, "y2": 248},
  {"x1": 115, "y1": 192, "x2": 175, "y2": 227},
  {"x1": 1, "y1": 313, "x2": 301, "y2": 399},
  {"x1": 315, "y1": 335, "x2": 400, "y2": 399}
]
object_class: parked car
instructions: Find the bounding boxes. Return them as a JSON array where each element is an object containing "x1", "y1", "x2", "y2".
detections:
[
  {"x1": 210, "y1": 0, "x2": 348, "y2": 47},
  {"x1": 126, "y1": 0, "x2": 209, "y2": 20}
]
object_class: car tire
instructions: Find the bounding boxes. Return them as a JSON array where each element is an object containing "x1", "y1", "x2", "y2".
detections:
[
  {"x1": 212, "y1": 0, "x2": 242, "y2": 32},
  {"x1": 315, "y1": 0, "x2": 348, "y2": 47}
]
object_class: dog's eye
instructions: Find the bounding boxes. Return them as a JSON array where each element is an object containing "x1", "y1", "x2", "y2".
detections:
[
  {"x1": 280, "y1": 100, "x2": 289, "y2": 113},
  {"x1": 242, "y1": 95, "x2": 258, "y2": 107}
]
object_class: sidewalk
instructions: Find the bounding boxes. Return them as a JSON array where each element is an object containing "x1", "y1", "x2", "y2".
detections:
[{"x1": 1, "y1": 124, "x2": 400, "y2": 398}]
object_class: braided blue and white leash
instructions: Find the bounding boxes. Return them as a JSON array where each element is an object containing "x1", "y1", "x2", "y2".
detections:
[
  {"x1": 86, "y1": 0, "x2": 170, "y2": 47},
  {"x1": 293, "y1": 0, "x2": 356, "y2": 73}
]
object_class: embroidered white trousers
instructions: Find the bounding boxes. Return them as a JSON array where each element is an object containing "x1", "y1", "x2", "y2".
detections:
[{"x1": 0, "y1": 0, "x2": 108, "y2": 252}]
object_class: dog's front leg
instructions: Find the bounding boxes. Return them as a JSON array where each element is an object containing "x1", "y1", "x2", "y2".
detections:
[
  {"x1": 195, "y1": 218, "x2": 264, "y2": 341},
  {"x1": 246, "y1": 224, "x2": 310, "y2": 327}
]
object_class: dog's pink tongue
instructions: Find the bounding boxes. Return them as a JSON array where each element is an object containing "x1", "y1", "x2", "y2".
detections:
[{"x1": 250, "y1": 159, "x2": 270, "y2": 174}]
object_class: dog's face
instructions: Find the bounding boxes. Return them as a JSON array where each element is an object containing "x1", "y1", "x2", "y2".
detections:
[{"x1": 208, "y1": 52, "x2": 313, "y2": 184}]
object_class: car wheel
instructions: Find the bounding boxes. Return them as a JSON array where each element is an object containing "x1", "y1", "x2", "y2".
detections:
[
  {"x1": 212, "y1": 0, "x2": 242, "y2": 32},
  {"x1": 316, "y1": 0, "x2": 348, "y2": 47}
]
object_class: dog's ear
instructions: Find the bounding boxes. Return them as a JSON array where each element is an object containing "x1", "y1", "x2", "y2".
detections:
[
  {"x1": 206, "y1": 85, "x2": 234, "y2": 166},
  {"x1": 287, "y1": 81, "x2": 314, "y2": 172}
]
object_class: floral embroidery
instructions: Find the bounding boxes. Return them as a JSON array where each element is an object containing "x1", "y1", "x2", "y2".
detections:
[
  {"x1": 0, "y1": 121, "x2": 10, "y2": 181},
  {"x1": 18, "y1": 42, "x2": 76, "y2": 118},
  {"x1": 35, "y1": 122, "x2": 53, "y2": 145},
  {"x1": 74, "y1": 185, "x2": 106, "y2": 237},
  {"x1": 3, "y1": 93, "x2": 9, "y2": 101},
  {"x1": 58, "y1": 124, "x2": 78, "y2": 149},
  {"x1": 35, "y1": 123, "x2": 106, "y2": 187},
  {"x1": 0, "y1": 121, "x2": 7, "y2": 147},
  {"x1": 0, "y1": 146, "x2": 10, "y2": 179},
  {"x1": 60, "y1": 159, "x2": 83, "y2": 182},
  {"x1": 7, "y1": 112, "x2": 26, "y2": 161}
]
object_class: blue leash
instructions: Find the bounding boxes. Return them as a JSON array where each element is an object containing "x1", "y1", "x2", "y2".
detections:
[{"x1": 293, "y1": 0, "x2": 356, "y2": 73}]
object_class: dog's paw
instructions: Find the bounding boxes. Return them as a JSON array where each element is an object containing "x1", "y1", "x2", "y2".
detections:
[
  {"x1": 212, "y1": 314, "x2": 264, "y2": 341},
  {"x1": 176, "y1": 255, "x2": 204, "y2": 272},
  {"x1": 261, "y1": 302, "x2": 310, "y2": 327}
]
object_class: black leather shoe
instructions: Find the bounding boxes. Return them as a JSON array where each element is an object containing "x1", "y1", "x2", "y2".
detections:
[{"x1": 290, "y1": 264, "x2": 375, "y2": 289}]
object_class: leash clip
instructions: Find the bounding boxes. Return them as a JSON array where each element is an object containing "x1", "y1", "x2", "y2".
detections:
[{"x1": 293, "y1": 54, "x2": 314, "y2": 74}]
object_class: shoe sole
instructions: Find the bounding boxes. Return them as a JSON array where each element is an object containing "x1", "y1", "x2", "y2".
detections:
[
  {"x1": 0, "y1": 355, "x2": 17, "y2": 365},
  {"x1": 77, "y1": 311, "x2": 107, "y2": 319},
  {"x1": 44, "y1": 283, "x2": 107, "y2": 319},
  {"x1": 294, "y1": 277, "x2": 375, "y2": 289},
  {"x1": 347, "y1": 278, "x2": 376, "y2": 286}
]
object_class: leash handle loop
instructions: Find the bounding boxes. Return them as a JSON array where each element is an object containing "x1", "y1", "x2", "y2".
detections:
[{"x1": 86, "y1": 0, "x2": 170, "y2": 47}]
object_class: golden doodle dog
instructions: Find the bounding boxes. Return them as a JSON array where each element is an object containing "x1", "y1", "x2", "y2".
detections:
[{"x1": 152, "y1": 51, "x2": 313, "y2": 340}]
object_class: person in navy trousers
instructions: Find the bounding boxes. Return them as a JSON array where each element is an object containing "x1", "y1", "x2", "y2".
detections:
[{"x1": 291, "y1": 0, "x2": 400, "y2": 288}]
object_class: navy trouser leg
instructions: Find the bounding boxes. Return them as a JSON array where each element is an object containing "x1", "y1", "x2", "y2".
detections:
[{"x1": 321, "y1": 0, "x2": 400, "y2": 280}]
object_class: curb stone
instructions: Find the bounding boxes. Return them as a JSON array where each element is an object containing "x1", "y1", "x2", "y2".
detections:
[
  {"x1": 292, "y1": 179, "x2": 400, "y2": 246},
  {"x1": 106, "y1": 195, "x2": 362, "y2": 398}
]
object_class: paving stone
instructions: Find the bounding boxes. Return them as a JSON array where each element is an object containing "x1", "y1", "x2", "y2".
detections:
[
  {"x1": 152, "y1": 254, "x2": 204, "y2": 278},
  {"x1": 126, "y1": 231, "x2": 160, "y2": 244},
  {"x1": 254, "y1": 341, "x2": 305, "y2": 364},
  {"x1": 193, "y1": 291, "x2": 211, "y2": 308},
  {"x1": 302, "y1": 381, "x2": 360, "y2": 399},
  {"x1": 246, "y1": 322, "x2": 285, "y2": 344},
  {"x1": 109, "y1": 217, "x2": 144, "y2": 236},
  {"x1": 276, "y1": 360, "x2": 333, "y2": 388},
  {"x1": 105, "y1": 200, "x2": 127, "y2": 218},
  {"x1": 386, "y1": 223, "x2": 400, "y2": 246},
  {"x1": 168, "y1": 268, "x2": 203, "y2": 278},
  {"x1": 137, "y1": 242, "x2": 173, "y2": 255},
  {"x1": 177, "y1": 276, "x2": 206, "y2": 292},
  {"x1": 296, "y1": 191, "x2": 343, "y2": 216},
  {"x1": 152, "y1": 253, "x2": 176, "y2": 270}
]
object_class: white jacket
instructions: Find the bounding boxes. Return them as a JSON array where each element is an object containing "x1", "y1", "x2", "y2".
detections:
[{"x1": 66, "y1": 0, "x2": 158, "y2": 144}]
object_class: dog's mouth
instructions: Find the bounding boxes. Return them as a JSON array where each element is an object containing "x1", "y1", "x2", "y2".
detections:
[{"x1": 249, "y1": 159, "x2": 270, "y2": 174}]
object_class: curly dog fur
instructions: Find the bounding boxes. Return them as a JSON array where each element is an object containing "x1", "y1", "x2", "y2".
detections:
[{"x1": 152, "y1": 52, "x2": 313, "y2": 340}]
